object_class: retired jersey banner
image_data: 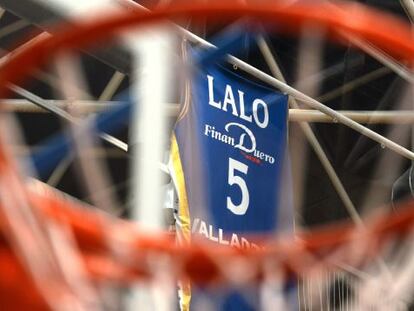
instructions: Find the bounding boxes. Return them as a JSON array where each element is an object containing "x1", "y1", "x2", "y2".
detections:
[{"x1": 171, "y1": 62, "x2": 293, "y2": 310}]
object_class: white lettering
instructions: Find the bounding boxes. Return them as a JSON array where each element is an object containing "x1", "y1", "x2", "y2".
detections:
[
  {"x1": 225, "y1": 122, "x2": 256, "y2": 153},
  {"x1": 206, "y1": 75, "x2": 270, "y2": 129},
  {"x1": 218, "y1": 229, "x2": 229, "y2": 245},
  {"x1": 230, "y1": 233, "x2": 241, "y2": 248},
  {"x1": 207, "y1": 75, "x2": 221, "y2": 109},
  {"x1": 193, "y1": 219, "x2": 263, "y2": 250},
  {"x1": 222, "y1": 84, "x2": 238, "y2": 117},
  {"x1": 204, "y1": 124, "x2": 212, "y2": 136},
  {"x1": 206, "y1": 123, "x2": 276, "y2": 164},
  {"x1": 241, "y1": 237, "x2": 250, "y2": 249},
  {"x1": 192, "y1": 218, "x2": 200, "y2": 233},
  {"x1": 205, "y1": 124, "x2": 235, "y2": 146},
  {"x1": 253, "y1": 99, "x2": 269, "y2": 128},
  {"x1": 209, "y1": 225, "x2": 218, "y2": 242},
  {"x1": 238, "y1": 90, "x2": 252, "y2": 122},
  {"x1": 199, "y1": 220, "x2": 208, "y2": 238}
]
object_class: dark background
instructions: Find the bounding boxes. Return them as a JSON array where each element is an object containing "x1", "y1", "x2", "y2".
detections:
[{"x1": 0, "y1": 0, "x2": 411, "y2": 228}]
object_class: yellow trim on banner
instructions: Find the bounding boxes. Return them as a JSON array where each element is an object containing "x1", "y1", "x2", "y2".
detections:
[
  {"x1": 170, "y1": 134, "x2": 191, "y2": 310},
  {"x1": 171, "y1": 134, "x2": 191, "y2": 242}
]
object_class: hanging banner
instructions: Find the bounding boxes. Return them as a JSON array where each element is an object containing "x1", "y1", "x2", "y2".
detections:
[{"x1": 170, "y1": 63, "x2": 292, "y2": 310}]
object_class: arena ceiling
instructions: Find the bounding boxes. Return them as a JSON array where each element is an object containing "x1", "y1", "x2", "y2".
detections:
[{"x1": 0, "y1": 0, "x2": 411, "y2": 229}]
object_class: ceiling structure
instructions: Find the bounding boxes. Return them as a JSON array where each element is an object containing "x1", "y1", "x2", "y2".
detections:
[{"x1": 0, "y1": 0, "x2": 412, "y2": 230}]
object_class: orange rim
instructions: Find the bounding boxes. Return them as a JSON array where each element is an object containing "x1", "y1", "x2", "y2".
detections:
[{"x1": 1, "y1": 0, "x2": 414, "y2": 307}]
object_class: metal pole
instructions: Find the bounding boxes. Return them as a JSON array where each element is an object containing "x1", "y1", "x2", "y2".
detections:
[
  {"x1": 127, "y1": 25, "x2": 176, "y2": 311},
  {"x1": 3, "y1": 0, "x2": 413, "y2": 160},
  {"x1": 6, "y1": 99, "x2": 414, "y2": 124},
  {"x1": 185, "y1": 34, "x2": 414, "y2": 160},
  {"x1": 9, "y1": 84, "x2": 128, "y2": 152},
  {"x1": 257, "y1": 35, "x2": 363, "y2": 225},
  {"x1": 115, "y1": 0, "x2": 414, "y2": 160}
]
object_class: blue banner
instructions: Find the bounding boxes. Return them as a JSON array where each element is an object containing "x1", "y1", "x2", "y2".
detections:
[{"x1": 171, "y1": 62, "x2": 292, "y2": 310}]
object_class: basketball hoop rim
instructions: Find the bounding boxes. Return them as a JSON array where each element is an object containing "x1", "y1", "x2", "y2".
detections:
[{"x1": 0, "y1": 0, "x2": 414, "y2": 289}]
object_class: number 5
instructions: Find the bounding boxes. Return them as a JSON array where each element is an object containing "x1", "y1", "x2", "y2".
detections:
[{"x1": 227, "y1": 158, "x2": 249, "y2": 215}]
